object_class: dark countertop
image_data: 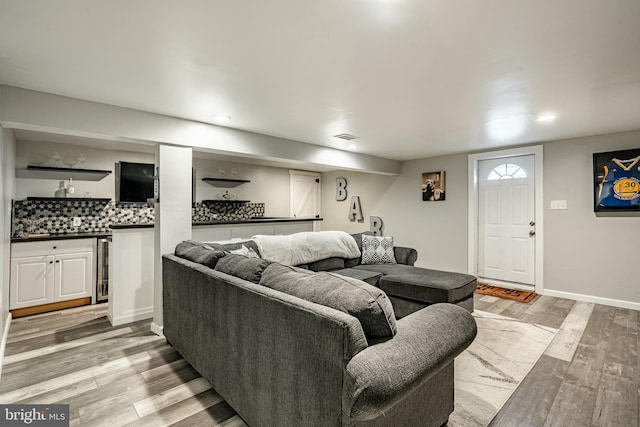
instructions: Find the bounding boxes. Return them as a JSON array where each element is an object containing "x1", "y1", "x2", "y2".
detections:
[
  {"x1": 11, "y1": 231, "x2": 112, "y2": 243},
  {"x1": 11, "y1": 217, "x2": 323, "y2": 242},
  {"x1": 192, "y1": 217, "x2": 323, "y2": 226},
  {"x1": 111, "y1": 216, "x2": 322, "y2": 230}
]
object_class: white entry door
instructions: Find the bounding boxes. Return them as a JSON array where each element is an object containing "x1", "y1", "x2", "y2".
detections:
[
  {"x1": 289, "y1": 171, "x2": 321, "y2": 219},
  {"x1": 478, "y1": 155, "x2": 536, "y2": 285}
]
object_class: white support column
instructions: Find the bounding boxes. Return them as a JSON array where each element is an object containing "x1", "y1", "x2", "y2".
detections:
[{"x1": 151, "y1": 144, "x2": 192, "y2": 336}]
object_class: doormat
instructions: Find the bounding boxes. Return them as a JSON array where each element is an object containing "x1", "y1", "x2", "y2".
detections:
[{"x1": 475, "y1": 284, "x2": 537, "y2": 303}]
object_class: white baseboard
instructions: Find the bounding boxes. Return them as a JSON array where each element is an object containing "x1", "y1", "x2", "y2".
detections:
[
  {"x1": 150, "y1": 322, "x2": 164, "y2": 336},
  {"x1": 108, "y1": 308, "x2": 154, "y2": 327},
  {"x1": 544, "y1": 289, "x2": 640, "y2": 312},
  {"x1": 0, "y1": 312, "x2": 12, "y2": 384}
]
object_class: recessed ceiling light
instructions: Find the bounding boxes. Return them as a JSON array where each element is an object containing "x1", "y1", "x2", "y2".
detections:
[
  {"x1": 536, "y1": 113, "x2": 557, "y2": 123},
  {"x1": 212, "y1": 115, "x2": 231, "y2": 122},
  {"x1": 346, "y1": 144, "x2": 358, "y2": 150}
]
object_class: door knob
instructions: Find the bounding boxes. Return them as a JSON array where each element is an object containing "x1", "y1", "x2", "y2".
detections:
[
  {"x1": 529, "y1": 230, "x2": 536, "y2": 237},
  {"x1": 529, "y1": 221, "x2": 535, "y2": 226}
]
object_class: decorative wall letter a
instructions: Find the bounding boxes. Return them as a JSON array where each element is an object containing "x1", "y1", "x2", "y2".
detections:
[
  {"x1": 336, "y1": 177, "x2": 347, "y2": 201},
  {"x1": 348, "y1": 196, "x2": 363, "y2": 221}
]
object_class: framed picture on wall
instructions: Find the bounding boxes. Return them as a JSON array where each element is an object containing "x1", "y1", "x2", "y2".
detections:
[
  {"x1": 593, "y1": 148, "x2": 640, "y2": 212},
  {"x1": 422, "y1": 171, "x2": 446, "y2": 201}
]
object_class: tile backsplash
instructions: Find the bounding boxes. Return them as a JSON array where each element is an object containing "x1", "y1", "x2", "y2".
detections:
[{"x1": 12, "y1": 199, "x2": 265, "y2": 237}]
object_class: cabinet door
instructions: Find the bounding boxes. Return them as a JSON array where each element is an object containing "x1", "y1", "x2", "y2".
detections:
[
  {"x1": 10, "y1": 255, "x2": 55, "y2": 309},
  {"x1": 54, "y1": 252, "x2": 93, "y2": 301}
]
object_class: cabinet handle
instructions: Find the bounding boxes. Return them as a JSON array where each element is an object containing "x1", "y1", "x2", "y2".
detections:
[
  {"x1": 55, "y1": 260, "x2": 60, "y2": 263},
  {"x1": 49, "y1": 261, "x2": 53, "y2": 264},
  {"x1": 53, "y1": 246, "x2": 57, "y2": 249}
]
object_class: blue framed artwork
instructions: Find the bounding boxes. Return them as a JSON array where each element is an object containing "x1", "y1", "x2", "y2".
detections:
[{"x1": 593, "y1": 148, "x2": 640, "y2": 212}]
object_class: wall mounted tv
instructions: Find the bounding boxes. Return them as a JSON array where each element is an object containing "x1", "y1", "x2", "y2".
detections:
[
  {"x1": 115, "y1": 162, "x2": 155, "y2": 203},
  {"x1": 593, "y1": 148, "x2": 640, "y2": 212}
]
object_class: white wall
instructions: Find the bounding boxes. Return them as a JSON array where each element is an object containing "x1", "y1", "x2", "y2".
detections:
[
  {"x1": 543, "y1": 130, "x2": 640, "y2": 304},
  {"x1": 321, "y1": 153, "x2": 469, "y2": 273},
  {"x1": 322, "y1": 129, "x2": 640, "y2": 306},
  {"x1": 1, "y1": 127, "x2": 17, "y2": 361},
  {"x1": 16, "y1": 140, "x2": 297, "y2": 217},
  {"x1": 192, "y1": 157, "x2": 292, "y2": 217}
]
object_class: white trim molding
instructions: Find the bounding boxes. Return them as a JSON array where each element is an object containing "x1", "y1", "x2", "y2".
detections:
[
  {"x1": 468, "y1": 145, "x2": 544, "y2": 294},
  {"x1": 544, "y1": 289, "x2": 640, "y2": 312}
]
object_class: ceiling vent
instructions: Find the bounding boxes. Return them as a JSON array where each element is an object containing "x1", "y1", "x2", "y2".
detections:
[{"x1": 334, "y1": 133, "x2": 358, "y2": 141}]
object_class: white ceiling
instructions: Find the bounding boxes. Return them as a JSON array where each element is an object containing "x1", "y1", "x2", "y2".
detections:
[{"x1": 1, "y1": 1, "x2": 640, "y2": 161}]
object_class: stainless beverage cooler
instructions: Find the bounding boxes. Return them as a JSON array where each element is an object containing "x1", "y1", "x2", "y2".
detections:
[{"x1": 97, "y1": 237, "x2": 110, "y2": 303}]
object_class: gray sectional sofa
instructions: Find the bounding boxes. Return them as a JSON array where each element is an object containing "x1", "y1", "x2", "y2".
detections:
[{"x1": 163, "y1": 233, "x2": 478, "y2": 426}]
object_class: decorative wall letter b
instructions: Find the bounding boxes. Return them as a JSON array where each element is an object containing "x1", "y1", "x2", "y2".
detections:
[
  {"x1": 348, "y1": 196, "x2": 363, "y2": 221},
  {"x1": 369, "y1": 216, "x2": 383, "y2": 235},
  {"x1": 336, "y1": 177, "x2": 347, "y2": 201}
]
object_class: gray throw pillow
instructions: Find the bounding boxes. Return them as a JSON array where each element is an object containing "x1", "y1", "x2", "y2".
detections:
[
  {"x1": 361, "y1": 235, "x2": 397, "y2": 265},
  {"x1": 259, "y1": 263, "x2": 397, "y2": 339},
  {"x1": 175, "y1": 241, "x2": 226, "y2": 269},
  {"x1": 214, "y1": 254, "x2": 270, "y2": 283}
]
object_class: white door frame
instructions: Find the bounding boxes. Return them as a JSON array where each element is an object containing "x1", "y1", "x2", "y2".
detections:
[{"x1": 468, "y1": 145, "x2": 544, "y2": 294}]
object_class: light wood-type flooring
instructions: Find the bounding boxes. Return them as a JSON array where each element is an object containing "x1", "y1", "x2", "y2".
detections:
[{"x1": 1, "y1": 294, "x2": 638, "y2": 426}]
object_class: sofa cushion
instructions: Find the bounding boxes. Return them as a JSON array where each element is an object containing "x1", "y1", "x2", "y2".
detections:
[
  {"x1": 214, "y1": 254, "x2": 270, "y2": 284},
  {"x1": 331, "y1": 268, "x2": 383, "y2": 286},
  {"x1": 306, "y1": 257, "x2": 345, "y2": 272},
  {"x1": 361, "y1": 235, "x2": 397, "y2": 265},
  {"x1": 175, "y1": 240, "x2": 226, "y2": 269},
  {"x1": 259, "y1": 263, "x2": 397, "y2": 340},
  {"x1": 353, "y1": 264, "x2": 477, "y2": 304}
]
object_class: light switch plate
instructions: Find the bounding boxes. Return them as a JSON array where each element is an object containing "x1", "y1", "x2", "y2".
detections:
[
  {"x1": 72, "y1": 217, "x2": 82, "y2": 226},
  {"x1": 550, "y1": 200, "x2": 567, "y2": 210}
]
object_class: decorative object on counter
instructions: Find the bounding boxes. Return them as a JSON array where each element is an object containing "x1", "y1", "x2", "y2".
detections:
[
  {"x1": 54, "y1": 181, "x2": 67, "y2": 198},
  {"x1": 218, "y1": 190, "x2": 236, "y2": 200},
  {"x1": 67, "y1": 178, "x2": 75, "y2": 195}
]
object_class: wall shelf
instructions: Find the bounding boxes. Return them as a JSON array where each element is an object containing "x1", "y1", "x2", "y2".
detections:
[
  {"x1": 202, "y1": 178, "x2": 250, "y2": 188},
  {"x1": 16, "y1": 166, "x2": 112, "y2": 181}
]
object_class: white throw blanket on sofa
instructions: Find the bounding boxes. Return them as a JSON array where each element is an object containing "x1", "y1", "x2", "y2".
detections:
[{"x1": 252, "y1": 231, "x2": 361, "y2": 266}]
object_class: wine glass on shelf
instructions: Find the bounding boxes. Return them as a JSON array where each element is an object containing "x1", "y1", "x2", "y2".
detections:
[
  {"x1": 28, "y1": 153, "x2": 50, "y2": 166},
  {"x1": 63, "y1": 155, "x2": 78, "y2": 167},
  {"x1": 51, "y1": 151, "x2": 62, "y2": 164}
]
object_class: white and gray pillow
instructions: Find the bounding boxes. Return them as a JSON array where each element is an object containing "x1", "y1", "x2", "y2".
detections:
[{"x1": 361, "y1": 235, "x2": 397, "y2": 265}]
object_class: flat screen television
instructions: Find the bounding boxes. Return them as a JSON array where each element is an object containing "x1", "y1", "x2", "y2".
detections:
[
  {"x1": 593, "y1": 148, "x2": 640, "y2": 212},
  {"x1": 115, "y1": 161, "x2": 155, "y2": 203}
]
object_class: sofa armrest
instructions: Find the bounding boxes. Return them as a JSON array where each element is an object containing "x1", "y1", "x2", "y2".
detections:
[
  {"x1": 343, "y1": 304, "x2": 477, "y2": 421},
  {"x1": 394, "y1": 246, "x2": 417, "y2": 266}
]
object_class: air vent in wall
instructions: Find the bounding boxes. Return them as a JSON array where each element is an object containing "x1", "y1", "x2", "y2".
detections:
[{"x1": 333, "y1": 133, "x2": 358, "y2": 141}]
